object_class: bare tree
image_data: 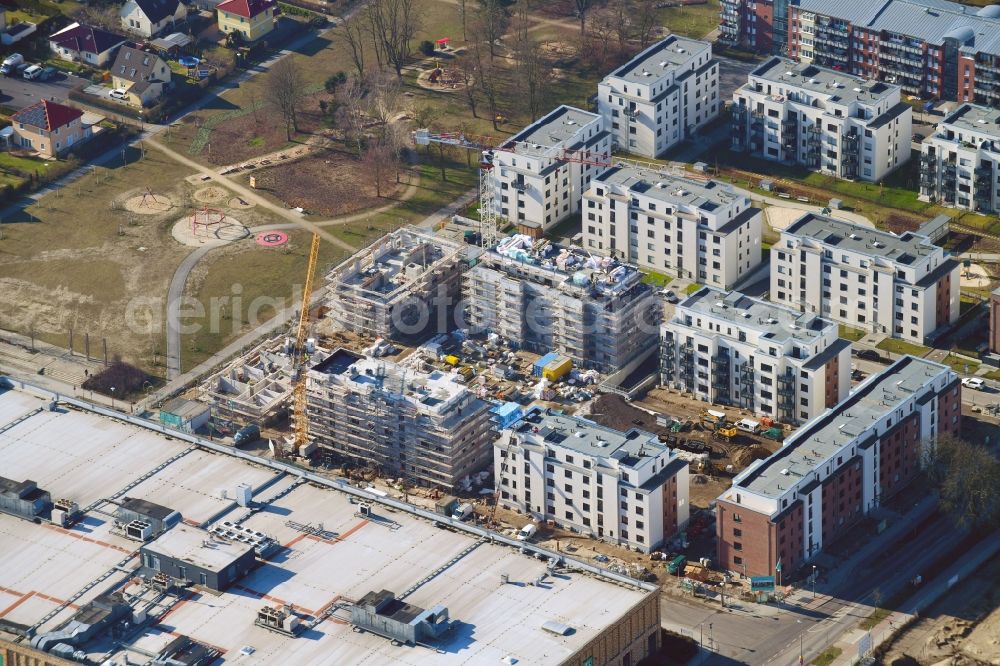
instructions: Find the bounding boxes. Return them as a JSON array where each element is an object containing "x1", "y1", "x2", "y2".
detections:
[
  {"x1": 455, "y1": 52, "x2": 479, "y2": 118},
  {"x1": 477, "y1": 0, "x2": 509, "y2": 59},
  {"x1": 367, "y1": 0, "x2": 419, "y2": 78},
  {"x1": 343, "y1": 19, "x2": 368, "y2": 80},
  {"x1": 364, "y1": 71, "x2": 403, "y2": 146},
  {"x1": 73, "y1": 4, "x2": 120, "y2": 31},
  {"x1": 634, "y1": 0, "x2": 658, "y2": 49},
  {"x1": 335, "y1": 75, "x2": 367, "y2": 152},
  {"x1": 459, "y1": 0, "x2": 469, "y2": 41},
  {"x1": 608, "y1": 0, "x2": 632, "y2": 53},
  {"x1": 573, "y1": 0, "x2": 592, "y2": 36},
  {"x1": 362, "y1": 143, "x2": 398, "y2": 197},
  {"x1": 472, "y1": 31, "x2": 504, "y2": 130},
  {"x1": 265, "y1": 58, "x2": 306, "y2": 140},
  {"x1": 511, "y1": 1, "x2": 551, "y2": 122}
]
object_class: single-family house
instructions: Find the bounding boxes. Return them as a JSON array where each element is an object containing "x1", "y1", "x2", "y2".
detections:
[
  {"x1": 111, "y1": 46, "x2": 172, "y2": 107},
  {"x1": 120, "y1": 0, "x2": 187, "y2": 38},
  {"x1": 49, "y1": 22, "x2": 127, "y2": 67},
  {"x1": 10, "y1": 100, "x2": 88, "y2": 159},
  {"x1": 216, "y1": 0, "x2": 276, "y2": 43}
]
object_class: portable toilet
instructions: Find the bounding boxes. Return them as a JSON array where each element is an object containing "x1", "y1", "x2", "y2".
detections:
[{"x1": 542, "y1": 356, "x2": 572, "y2": 382}]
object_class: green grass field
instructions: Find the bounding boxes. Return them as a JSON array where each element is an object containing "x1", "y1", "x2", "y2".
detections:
[
  {"x1": 838, "y1": 324, "x2": 866, "y2": 342},
  {"x1": 657, "y1": 0, "x2": 721, "y2": 39},
  {"x1": 876, "y1": 338, "x2": 930, "y2": 357}
]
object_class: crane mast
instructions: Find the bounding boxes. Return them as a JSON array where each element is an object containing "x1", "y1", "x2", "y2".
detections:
[{"x1": 291, "y1": 232, "x2": 321, "y2": 453}]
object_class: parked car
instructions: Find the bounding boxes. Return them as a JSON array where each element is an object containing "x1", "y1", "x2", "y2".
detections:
[
  {"x1": 661, "y1": 289, "x2": 678, "y2": 303},
  {"x1": 39, "y1": 66, "x2": 58, "y2": 81},
  {"x1": 22, "y1": 65, "x2": 43, "y2": 81},
  {"x1": 109, "y1": 88, "x2": 129, "y2": 100},
  {"x1": 961, "y1": 377, "x2": 984, "y2": 390},
  {"x1": 1, "y1": 53, "x2": 24, "y2": 76},
  {"x1": 515, "y1": 523, "x2": 538, "y2": 541},
  {"x1": 855, "y1": 349, "x2": 884, "y2": 363}
]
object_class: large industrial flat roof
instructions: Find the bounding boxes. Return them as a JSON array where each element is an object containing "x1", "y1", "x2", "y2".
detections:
[
  {"x1": 733, "y1": 356, "x2": 953, "y2": 500},
  {"x1": 784, "y1": 213, "x2": 941, "y2": 267},
  {"x1": 0, "y1": 384, "x2": 653, "y2": 664}
]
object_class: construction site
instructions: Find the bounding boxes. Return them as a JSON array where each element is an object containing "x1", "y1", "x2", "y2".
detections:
[
  {"x1": 0, "y1": 380, "x2": 662, "y2": 666},
  {"x1": 324, "y1": 227, "x2": 472, "y2": 344}
]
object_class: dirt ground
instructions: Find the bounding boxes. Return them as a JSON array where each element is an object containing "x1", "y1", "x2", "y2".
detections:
[
  {"x1": 881, "y1": 557, "x2": 1000, "y2": 666},
  {"x1": 248, "y1": 149, "x2": 404, "y2": 217}
]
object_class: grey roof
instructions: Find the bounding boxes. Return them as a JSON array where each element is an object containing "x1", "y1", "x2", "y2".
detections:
[
  {"x1": 510, "y1": 407, "x2": 666, "y2": 470},
  {"x1": 940, "y1": 103, "x2": 1000, "y2": 138},
  {"x1": 607, "y1": 35, "x2": 710, "y2": 82},
  {"x1": 784, "y1": 213, "x2": 940, "y2": 267},
  {"x1": 595, "y1": 166, "x2": 745, "y2": 213},
  {"x1": 118, "y1": 496, "x2": 175, "y2": 520},
  {"x1": 503, "y1": 105, "x2": 601, "y2": 152},
  {"x1": 111, "y1": 46, "x2": 167, "y2": 84},
  {"x1": 795, "y1": 0, "x2": 1000, "y2": 55},
  {"x1": 735, "y1": 355, "x2": 952, "y2": 499},
  {"x1": 747, "y1": 57, "x2": 899, "y2": 107},
  {"x1": 677, "y1": 286, "x2": 836, "y2": 347}
]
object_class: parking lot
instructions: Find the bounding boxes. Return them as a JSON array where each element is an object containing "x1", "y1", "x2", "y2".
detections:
[{"x1": 0, "y1": 69, "x2": 89, "y2": 111}]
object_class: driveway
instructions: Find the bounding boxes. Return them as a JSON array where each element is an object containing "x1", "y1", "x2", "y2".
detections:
[
  {"x1": 718, "y1": 55, "x2": 761, "y2": 102},
  {"x1": 0, "y1": 70, "x2": 90, "y2": 110}
]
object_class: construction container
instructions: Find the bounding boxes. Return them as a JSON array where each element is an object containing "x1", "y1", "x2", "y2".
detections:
[
  {"x1": 542, "y1": 357, "x2": 572, "y2": 382},
  {"x1": 444, "y1": 355, "x2": 460, "y2": 366},
  {"x1": 533, "y1": 352, "x2": 560, "y2": 377}
]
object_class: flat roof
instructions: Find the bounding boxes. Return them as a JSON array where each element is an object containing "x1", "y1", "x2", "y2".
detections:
[
  {"x1": 508, "y1": 406, "x2": 666, "y2": 470},
  {"x1": 504, "y1": 105, "x2": 601, "y2": 151},
  {"x1": 734, "y1": 356, "x2": 952, "y2": 499},
  {"x1": 0, "y1": 384, "x2": 653, "y2": 663},
  {"x1": 676, "y1": 287, "x2": 834, "y2": 346},
  {"x1": 608, "y1": 34, "x2": 709, "y2": 82},
  {"x1": 784, "y1": 213, "x2": 939, "y2": 266},
  {"x1": 143, "y1": 523, "x2": 253, "y2": 572},
  {"x1": 595, "y1": 166, "x2": 744, "y2": 213},
  {"x1": 748, "y1": 57, "x2": 898, "y2": 106},
  {"x1": 118, "y1": 496, "x2": 175, "y2": 520},
  {"x1": 940, "y1": 102, "x2": 1000, "y2": 138}
]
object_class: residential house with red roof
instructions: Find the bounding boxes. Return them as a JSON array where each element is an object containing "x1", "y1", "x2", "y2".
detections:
[
  {"x1": 217, "y1": 0, "x2": 276, "y2": 43},
  {"x1": 49, "y1": 22, "x2": 127, "y2": 67},
  {"x1": 9, "y1": 100, "x2": 88, "y2": 159}
]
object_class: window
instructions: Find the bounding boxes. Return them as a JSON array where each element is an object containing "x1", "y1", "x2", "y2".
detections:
[
  {"x1": 199, "y1": 572, "x2": 208, "y2": 585},
  {"x1": 733, "y1": 542, "x2": 743, "y2": 551}
]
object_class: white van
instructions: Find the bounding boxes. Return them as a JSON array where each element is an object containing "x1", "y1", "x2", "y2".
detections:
[
  {"x1": 109, "y1": 88, "x2": 129, "y2": 101},
  {"x1": 516, "y1": 523, "x2": 537, "y2": 541},
  {"x1": 735, "y1": 418, "x2": 761, "y2": 434},
  {"x1": 1, "y1": 53, "x2": 24, "y2": 76},
  {"x1": 22, "y1": 65, "x2": 43, "y2": 81},
  {"x1": 451, "y1": 503, "x2": 473, "y2": 521}
]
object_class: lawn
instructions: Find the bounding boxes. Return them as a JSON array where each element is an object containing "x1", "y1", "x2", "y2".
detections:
[
  {"x1": 810, "y1": 646, "x2": 843, "y2": 666},
  {"x1": 876, "y1": 338, "x2": 930, "y2": 357},
  {"x1": 656, "y1": 0, "x2": 722, "y2": 40},
  {"x1": 858, "y1": 607, "x2": 891, "y2": 631},
  {"x1": 983, "y1": 368, "x2": 1000, "y2": 381},
  {"x1": 641, "y1": 270, "x2": 673, "y2": 288},
  {"x1": 940, "y1": 353, "x2": 980, "y2": 374},
  {"x1": 838, "y1": 324, "x2": 866, "y2": 342},
  {"x1": 684, "y1": 282, "x2": 703, "y2": 295}
]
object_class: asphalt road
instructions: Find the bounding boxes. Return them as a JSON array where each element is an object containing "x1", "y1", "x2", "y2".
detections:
[
  {"x1": 0, "y1": 70, "x2": 90, "y2": 111},
  {"x1": 718, "y1": 56, "x2": 760, "y2": 102}
]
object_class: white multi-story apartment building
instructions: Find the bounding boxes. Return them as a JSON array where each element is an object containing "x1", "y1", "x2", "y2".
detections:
[
  {"x1": 772, "y1": 213, "x2": 961, "y2": 344},
  {"x1": 306, "y1": 349, "x2": 495, "y2": 489},
  {"x1": 464, "y1": 235, "x2": 661, "y2": 374},
  {"x1": 731, "y1": 57, "x2": 911, "y2": 182},
  {"x1": 919, "y1": 103, "x2": 1000, "y2": 214},
  {"x1": 661, "y1": 287, "x2": 851, "y2": 424},
  {"x1": 597, "y1": 35, "x2": 720, "y2": 158},
  {"x1": 494, "y1": 405, "x2": 690, "y2": 553},
  {"x1": 582, "y1": 168, "x2": 762, "y2": 289},
  {"x1": 715, "y1": 356, "x2": 960, "y2": 577},
  {"x1": 492, "y1": 105, "x2": 610, "y2": 235}
]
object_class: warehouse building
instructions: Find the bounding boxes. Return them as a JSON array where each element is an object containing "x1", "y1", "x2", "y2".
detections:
[
  {"x1": 491, "y1": 105, "x2": 611, "y2": 235},
  {"x1": 919, "y1": 103, "x2": 1000, "y2": 214},
  {"x1": 305, "y1": 349, "x2": 495, "y2": 489},
  {"x1": 771, "y1": 213, "x2": 961, "y2": 343},
  {"x1": 464, "y1": 235, "x2": 661, "y2": 374},
  {"x1": 139, "y1": 523, "x2": 257, "y2": 591},
  {"x1": 583, "y1": 167, "x2": 762, "y2": 290},
  {"x1": 597, "y1": 35, "x2": 719, "y2": 158},
  {"x1": 325, "y1": 227, "x2": 468, "y2": 343},
  {"x1": 715, "y1": 356, "x2": 960, "y2": 577},
  {"x1": 494, "y1": 405, "x2": 690, "y2": 553},
  {"x1": 731, "y1": 57, "x2": 911, "y2": 182},
  {"x1": 661, "y1": 287, "x2": 851, "y2": 424}
]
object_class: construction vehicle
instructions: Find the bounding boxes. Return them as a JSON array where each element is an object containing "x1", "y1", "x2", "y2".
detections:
[
  {"x1": 288, "y1": 232, "x2": 322, "y2": 457},
  {"x1": 714, "y1": 425, "x2": 737, "y2": 441},
  {"x1": 701, "y1": 409, "x2": 726, "y2": 427}
]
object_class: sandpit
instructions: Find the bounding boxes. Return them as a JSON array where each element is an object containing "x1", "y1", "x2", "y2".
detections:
[
  {"x1": 171, "y1": 211, "x2": 249, "y2": 248},
  {"x1": 416, "y1": 67, "x2": 471, "y2": 93},
  {"x1": 123, "y1": 192, "x2": 174, "y2": 215},
  {"x1": 194, "y1": 186, "x2": 230, "y2": 205},
  {"x1": 960, "y1": 263, "x2": 992, "y2": 289}
]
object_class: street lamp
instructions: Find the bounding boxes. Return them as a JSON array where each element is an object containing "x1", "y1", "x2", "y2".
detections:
[
  {"x1": 812, "y1": 565, "x2": 818, "y2": 599},
  {"x1": 110, "y1": 386, "x2": 116, "y2": 409},
  {"x1": 797, "y1": 619, "x2": 804, "y2": 666}
]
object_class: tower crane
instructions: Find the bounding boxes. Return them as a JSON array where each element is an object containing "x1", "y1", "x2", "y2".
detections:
[
  {"x1": 288, "y1": 231, "x2": 321, "y2": 456},
  {"x1": 413, "y1": 129, "x2": 612, "y2": 249}
]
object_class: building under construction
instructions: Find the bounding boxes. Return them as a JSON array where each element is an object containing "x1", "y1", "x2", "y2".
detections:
[
  {"x1": 325, "y1": 227, "x2": 470, "y2": 344},
  {"x1": 304, "y1": 349, "x2": 495, "y2": 489},
  {"x1": 465, "y1": 235, "x2": 661, "y2": 374}
]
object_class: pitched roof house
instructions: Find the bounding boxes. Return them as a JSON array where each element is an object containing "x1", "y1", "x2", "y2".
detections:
[
  {"x1": 10, "y1": 100, "x2": 88, "y2": 159},
  {"x1": 216, "y1": 0, "x2": 276, "y2": 43},
  {"x1": 49, "y1": 22, "x2": 127, "y2": 67},
  {"x1": 120, "y1": 0, "x2": 187, "y2": 38},
  {"x1": 111, "y1": 45, "x2": 172, "y2": 107}
]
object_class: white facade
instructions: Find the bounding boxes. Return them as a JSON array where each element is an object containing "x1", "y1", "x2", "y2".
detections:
[
  {"x1": 732, "y1": 57, "x2": 911, "y2": 182},
  {"x1": 598, "y1": 35, "x2": 720, "y2": 158},
  {"x1": 120, "y1": 0, "x2": 187, "y2": 38},
  {"x1": 772, "y1": 213, "x2": 961, "y2": 343},
  {"x1": 492, "y1": 105, "x2": 610, "y2": 233},
  {"x1": 583, "y1": 168, "x2": 762, "y2": 289},
  {"x1": 919, "y1": 103, "x2": 1000, "y2": 214},
  {"x1": 494, "y1": 405, "x2": 689, "y2": 553},
  {"x1": 662, "y1": 287, "x2": 851, "y2": 424}
]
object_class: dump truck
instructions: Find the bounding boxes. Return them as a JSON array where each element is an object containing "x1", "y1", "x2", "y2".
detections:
[{"x1": 701, "y1": 409, "x2": 726, "y2": 427}]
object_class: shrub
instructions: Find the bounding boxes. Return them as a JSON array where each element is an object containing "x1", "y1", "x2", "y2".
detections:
[
  {"x1": 81, "y1": 360, "x2": 151, "y2": 399},
  {"x1": 420, "y1": 40, "x2": 435, "y2": 56}
]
